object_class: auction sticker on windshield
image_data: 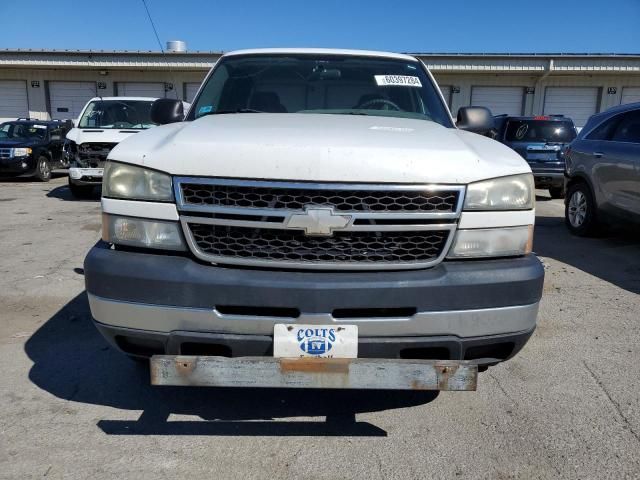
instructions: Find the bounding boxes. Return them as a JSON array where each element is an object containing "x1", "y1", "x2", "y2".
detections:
[
  {"x1": 273, "y1": 324, "x2": 358, "y2": 358},
  {"x1": 375, "y1": 75, "x2": 422, "y2": 87}
]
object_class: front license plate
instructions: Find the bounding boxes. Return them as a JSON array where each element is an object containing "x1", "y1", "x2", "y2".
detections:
[
  {"x1": 78, "y1": 168, "x2": 103, "y2": 176},
  {"x1": 273, "y1": 324, "x2": 358, "y2": 358}
]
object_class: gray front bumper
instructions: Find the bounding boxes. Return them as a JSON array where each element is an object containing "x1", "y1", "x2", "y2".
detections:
[{"x1": 85, "y1": 242, "x2": 543, "y2": 361}]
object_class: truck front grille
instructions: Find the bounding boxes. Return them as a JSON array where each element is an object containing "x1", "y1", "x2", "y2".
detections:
[
  {"x1": 78, "y1": 142, "x2": 117, "y2": 167},
  {"x1": 0, "y1": 148, "x2": 12, "y2": 159},
  {"x1": 180, "y1": 183, "x2": 460, "y2": 213},
  {"x1": 175, "y1": 178, "x2": 464, "y2": 271},
  {"x1": 188, "y1": 224, "x2": 450, "y2": 264}
]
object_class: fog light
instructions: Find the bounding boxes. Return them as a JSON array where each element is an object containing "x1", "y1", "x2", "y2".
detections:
[{"x1": 21, "y1": 162, "x2": 28, "y2": 168}]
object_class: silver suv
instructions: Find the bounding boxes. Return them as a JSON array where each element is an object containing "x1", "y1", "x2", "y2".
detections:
[{"x1": 565, "y1": 102, "x2": 640, "y2": 236}]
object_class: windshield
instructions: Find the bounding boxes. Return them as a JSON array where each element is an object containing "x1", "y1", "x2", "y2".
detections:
[
  {"x1": 188, "y1": 54, "x2": 452, "y2": 126},
  {"x1": 0, "y1": 122, "x2": 48, "y2": 140},
  {"x1": 505, "y1": 120, "x2": 577, "y2": 143},
  {"x1": 78, "y1": 100, "x2": 157, "y2": 129}
]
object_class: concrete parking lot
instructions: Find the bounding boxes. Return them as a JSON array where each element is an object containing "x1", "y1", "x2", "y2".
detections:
[{"x1": 1, "y1": 175, "x2": 639, "y2": 479}]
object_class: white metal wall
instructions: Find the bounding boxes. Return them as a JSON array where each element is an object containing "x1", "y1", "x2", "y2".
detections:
[
  {"x1": 438, "y1": 85, "x2": 451, "y2": 108},
  {"x1": 0, "y1": 68, "x2": 207, "y2": 120},
  {"x1": 470, "y1": 86, "x2": 525, "y2": 116},
  {"x1": 48, "y1": 81, "x2": 96, "y2": 120},
  {"x1": 621, "y1": 87, "x2": 640, "y2": 105},
  {"x1": 543, "y1": 87, "x2": 600, "y2": 127},
  {"x1": 116, "y1": 82, "x2": 165, "y2": 98},
  {"x1": 185, "y1": 83, "x2": 201, "y2": 103},
  {"x1": 1, "y1": 62, "x2": 640, "y2": 123},
  {"x1": 0, "y1": 80, "x2": 29, "y2": 121}
]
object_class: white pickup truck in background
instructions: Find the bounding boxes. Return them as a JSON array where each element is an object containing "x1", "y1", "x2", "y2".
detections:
[
  {"x1": 84, "y1": 49, "x2": 544, "y2": 391},
  {"x1": 64, "y1": 97, "x2": 160, "y2": 197}
]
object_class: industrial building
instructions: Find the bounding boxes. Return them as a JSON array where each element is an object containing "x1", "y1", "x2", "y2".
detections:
[{"x1": 1, "y1": 45, "x2": 639, "y2": 127}]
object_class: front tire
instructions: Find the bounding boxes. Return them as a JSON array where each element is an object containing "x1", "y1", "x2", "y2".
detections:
[
  {"x1": 68, "y1": 178, "x2": 95, "y2": 198},
  {"x1": 35, "y1": 156, "x2": 51, "y2": 182},
  {"x1": 565, "y1": 182, "x2": 598, "y2": 236}
]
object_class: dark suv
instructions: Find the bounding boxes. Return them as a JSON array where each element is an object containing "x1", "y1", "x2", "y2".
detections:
[
  {"x1": 0, "y1": 119, "x2": 71, "y2": 181},
  {"x1": 564, "y1": 102, "x2": 640, "y2": 236},
  {"x1": 494, "y1": 115, "x2": 577, "y2": 198}
]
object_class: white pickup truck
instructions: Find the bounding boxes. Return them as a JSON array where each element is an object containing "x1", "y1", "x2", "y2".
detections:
[
  {"x1": 65, "y1": 97, "x2": 159, "y2": 197},
  {"x1": 85, "y1": 49, "x2": 543, "y2": 391}
]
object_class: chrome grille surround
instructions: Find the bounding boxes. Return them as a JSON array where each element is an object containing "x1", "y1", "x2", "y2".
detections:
[
  {"x1": 0, "y1": 148, "x2": 13, "y2": 159},
  {"x1": 175, "y1": 177, "x2": 465, "y2": 271}
]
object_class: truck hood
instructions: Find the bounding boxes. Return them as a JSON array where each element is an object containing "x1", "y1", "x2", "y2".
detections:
[
  {"x1": 66, "y1": 127, "x2": 144, "y2": 145},
  {"x1": 108, "y1": 114, "x2": 530, "y2": 184}
]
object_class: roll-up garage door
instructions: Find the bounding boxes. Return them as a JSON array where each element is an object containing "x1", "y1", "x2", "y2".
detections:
[
  {"x1": 117, "y1": 82, "x2": 165, "y2": 98},
  {"x1": 0, "y1": 80, "x2": 29, "y2": 121},
  {"x1": 185, "y1": 83, "x2": 201, "y2": 103},
  {"x1": 49, "y1": 81, "x2": 96, "y2": 120},
  {"x1": 621, "y1": 87, "x2": 640, "y2": 105},
  {"x1": 543, "y1": 87, "x2": 599, "y2": 128},
  {"x1": 471, "y1": 86, "x2": 524, "y2": 116},
  {"x1": 438, "y1": 85, "x2": 452, "y2": 108}
]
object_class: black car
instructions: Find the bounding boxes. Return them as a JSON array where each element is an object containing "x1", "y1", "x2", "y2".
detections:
[
  {"x1": 0, "y1": 119, "x2": 72, "y2": 181},
  {"x1": 493, "y1": 115, "x2": 577, "y2": 198}
]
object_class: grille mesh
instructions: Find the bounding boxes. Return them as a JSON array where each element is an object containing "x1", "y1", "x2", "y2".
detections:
[
  {"x1": 181, "y1": 183, "x2": 459, "y2": 213},
  {"x1": 188, "y1": 224, "x2": 449, "y2": 264}
]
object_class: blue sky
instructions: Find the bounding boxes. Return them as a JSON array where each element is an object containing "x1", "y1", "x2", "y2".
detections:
[{"x1": 1, "y1": 0, "x2": 638, "y2": 53}]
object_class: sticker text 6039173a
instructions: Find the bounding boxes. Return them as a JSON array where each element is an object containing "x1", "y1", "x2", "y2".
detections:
[{"x1": 374, "y1": 75, "x2": 422, "y2": 87}]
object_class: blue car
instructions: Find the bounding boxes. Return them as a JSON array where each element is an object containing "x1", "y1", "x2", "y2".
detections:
[{"x1": 493, "y1": 115, "x2": 577, "y2": 198}]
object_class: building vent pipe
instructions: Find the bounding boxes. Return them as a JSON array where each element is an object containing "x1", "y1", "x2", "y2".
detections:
[{"x1": 166, "y1": 40, "x2": 187, "y2": 53}]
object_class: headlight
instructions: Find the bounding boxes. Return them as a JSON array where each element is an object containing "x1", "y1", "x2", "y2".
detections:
[
  {"x1": 464, "y1": 174, "x2": 534, "y2": 210},
  {"x1": 102, "y1": 214, "x2": 186, "y2": 251},
  {"x1": 447, "y1": 226, "x2": 533, "y2": 258},
  {"x1": 12, "y1": 147, "x2": 32, "y2": 157},
  {"x1": 103, "y1": 161, "x2": 173, "y2": 201}
]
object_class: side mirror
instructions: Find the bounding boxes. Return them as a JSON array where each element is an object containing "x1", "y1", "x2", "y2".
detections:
[
  {"x1": 457, "y1": 107, "x2": 495, "y2": 136},
  {"x1": 151, "y1": 98, "x2": 184, "y2": 125}
]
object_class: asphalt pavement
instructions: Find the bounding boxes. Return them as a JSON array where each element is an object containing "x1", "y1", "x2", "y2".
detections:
[{"x1": 1, "y1": 175, "x2": 639, "y2": 479}]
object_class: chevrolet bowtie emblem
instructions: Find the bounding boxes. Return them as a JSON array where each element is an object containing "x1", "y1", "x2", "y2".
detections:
[{"x1": 286, "y1": 207, "x2": 352, "y2": 236}]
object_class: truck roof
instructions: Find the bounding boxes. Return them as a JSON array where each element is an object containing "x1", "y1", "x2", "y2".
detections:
[{"x1": 223, "y1": 48, "x2": 418, "y2": 62}]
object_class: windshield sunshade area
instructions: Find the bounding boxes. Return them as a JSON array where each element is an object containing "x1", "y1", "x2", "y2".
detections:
[
  {"x1": 78, "y1": 100, "x2": 157, "y2": 129},
  {"x1": 505, "y1": 120, "x2": 577, "y2": 143},
  {"x1": 188, "y1": 54, "x2": 453, "y2": 126},
  {"x1": 0, "y1": 123, "x2": 47, "y2": 140}
]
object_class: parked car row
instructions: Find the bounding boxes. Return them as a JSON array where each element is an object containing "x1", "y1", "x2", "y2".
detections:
[
  {"x1": 484, "y1": 104, "x2": 639, "y2": 236},
  {"x1": 1, "y1": 79, "x2": 638, "y2": 238},
  {"x1": 0, "y1": 97, "x2": 163, "y2": 196}
]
